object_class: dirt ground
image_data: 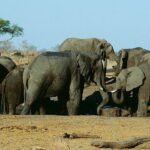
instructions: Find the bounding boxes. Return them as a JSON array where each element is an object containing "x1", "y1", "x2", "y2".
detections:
[
  {"x1": 0, "y1": 115, "x2": 150, "y2": 150},
  {"x1": 0, "y1": 86, "x2": 150, "y2": 150}
]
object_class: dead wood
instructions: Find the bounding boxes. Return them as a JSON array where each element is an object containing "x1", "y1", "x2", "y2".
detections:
[
  {"x1": 63, "y1": 133, "x2": 101, "y2": 139},
  {"x1": 91, "y1": 137, "x2": 150, "y2": 149}
]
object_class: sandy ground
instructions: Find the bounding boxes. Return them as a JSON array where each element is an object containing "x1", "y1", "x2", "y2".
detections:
[
  {"x1": 0, "y1": 86, "x2": 150, "y2": 150},
  {"x1": 0, "y1": 116, "x2": 150, "y2": 150}
]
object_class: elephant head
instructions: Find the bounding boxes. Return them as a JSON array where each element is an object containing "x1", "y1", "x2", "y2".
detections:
[
  {"x1": 111, "y1": 67, "x2": 145, "y2": 92},
  {"x1": 0, "y1": 56, "x2": 16, "y2": 83},
  {"x1": 113, "y1": 49, "x2": 128, "y2": 75},
  {"x1": 76, "y1": 50, "x2": 107, "y2": 92},
  {"x1": 96, "y1": 42, "x2": 119, "y2": 63}
]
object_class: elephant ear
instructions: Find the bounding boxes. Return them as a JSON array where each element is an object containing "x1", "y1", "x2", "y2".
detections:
[
  {"x1": 126, "y1": 67, "x2": 145, "y2": 91},
  {"x1": 96, "y1": 42, "x2": 106, "y2": 51},
  {"x1": 77, "y1": 54, "x2": 91, "y2": 80},
  {"x1": 99, "y1": 48, "x2": 106, "y2": 60}
]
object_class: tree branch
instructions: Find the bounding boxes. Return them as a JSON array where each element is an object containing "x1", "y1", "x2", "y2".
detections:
[{"x1": 63, "y1": 132, "x2": 101, "y2": 139}]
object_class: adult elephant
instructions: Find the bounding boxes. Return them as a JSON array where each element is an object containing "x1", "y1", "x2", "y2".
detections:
[
  {"x1": 59, "y1": 37, "x2": 118, "y2": 63},
  {"x1": 21, "y1": 50, "x2": 108, "y2": 115},
  {"x1": 0, "y1": 56, "x2": 16, "y2": 83},
  {"x1": 110, "y1": 62, "x2": 150, "y2": 117},
  {"x1": 1, "y1": 66, "x2": 24, "y2": 114},
  {"x1": 103, "y1": 48, "x2": 150, "y2": 116},
  {"x1": 0, "y1": 56, "x2": 16, "y2": 113},
  {"x1": 115, "y1": 47, "x2": 150, "y2": 75},
  {"x1": 1, "y1": 65, "x2": 61, "y2": 115},
  {"x1": 99, "y1": 47, "x2": 150, "y2": 116}
]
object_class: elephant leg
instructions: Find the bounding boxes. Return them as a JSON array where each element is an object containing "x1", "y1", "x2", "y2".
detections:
[
  {"x1": 137, "y1": 99, "x2": 148, "y2": 117},
  {"x1": 21, "y1": 87, "x2": 40, "y2": 115},
  {"x1": 97, "y1": 90, "x2": 109, "y2": 115},
  {"x1": 57, "y1": 95, "x2": 67, "y2": 115},
  {"x1": 67, "y1": 76, "x2": 83, "y2": 115},
  {"x1": 39, "y1": 104, "x2": 46, "y2": 115},
  {"x1": 8, "y1": 103, "x2": 15, "y2": 115},
  {"x1": 67, "y1": 88, "x2": 82, "y2": 115},
  {"x1": 137, "y1": 90, "x2": 148, "y2": 117},
  {"x1": 21, "y1": 104, "x2": 30, "y2": 115}
]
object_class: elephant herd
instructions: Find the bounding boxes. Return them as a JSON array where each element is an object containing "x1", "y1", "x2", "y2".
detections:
[{"x1": 0, "y1": 37, "x2": 150, "y2": 117}]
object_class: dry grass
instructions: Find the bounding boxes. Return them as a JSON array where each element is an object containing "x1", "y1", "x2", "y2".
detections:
[{"x1": 1, "y1": 51, "x2": 38, "y2": 65}]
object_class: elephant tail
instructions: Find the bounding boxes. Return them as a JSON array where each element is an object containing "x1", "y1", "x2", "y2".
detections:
[{"x1": 1, "y1": 79, "x2": 8, "y2": 114}]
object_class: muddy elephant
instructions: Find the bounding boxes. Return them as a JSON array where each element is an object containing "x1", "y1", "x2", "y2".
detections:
[
  {"x1": 115, "y1": 47, "x2": 150, "y2": 75},
  {"x1": 21, "y1": 50, "x2": 108, "y2": 115},
  {"x1": 110, "y1": 62, "x2": 150, "y2": 117},
  {"x1": 59, "y1": 37, "x2": 118, "y2": 63},
  {"x1": 1, "y1": 66, "x2": 24, "y2": 114}
]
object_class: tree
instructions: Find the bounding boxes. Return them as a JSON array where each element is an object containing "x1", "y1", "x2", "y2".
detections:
[
  {"x1": 0, "y1": 18, "x2": 23, "y2": 41},
  {"x1": 20, "y1": 40, "x2": 37, "y2": 52},
  {"x1": 0, "y1": 41, "x2": 15, "y2": 51}
]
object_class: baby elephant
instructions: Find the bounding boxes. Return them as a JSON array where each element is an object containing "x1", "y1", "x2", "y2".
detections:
[{"x1": 1, "y1": 66, "x2": 24, "y2": 114}]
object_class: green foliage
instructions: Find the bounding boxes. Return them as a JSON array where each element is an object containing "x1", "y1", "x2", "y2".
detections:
[{"x1": 0, "y1": 18, "x2": 23, "y2": 41}]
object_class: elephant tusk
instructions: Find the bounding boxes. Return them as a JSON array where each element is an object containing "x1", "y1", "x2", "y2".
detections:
[
  {"x1": 110, "y1": 89, "x2": 117, "y2": 93},
  {"x1": 99, "y1": 87, "x2": 104, "y2": 91},
  {"x1": 106, "y1": 78, "x2": 115, "y2": 84}
]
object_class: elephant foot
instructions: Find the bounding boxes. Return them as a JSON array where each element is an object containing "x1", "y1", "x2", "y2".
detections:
[
  {"x1": 21, "y1": 104, "x2": 30, "y2": 115},
  {"x1": 97, "y1": 106, "x2": 102, "y2": 115},
  {"x1": 67, "y1": 101, "x2": 79, "y2": 115},
  {"x1": 137, "y1": 111, "x2": 147, "y2": 117}
]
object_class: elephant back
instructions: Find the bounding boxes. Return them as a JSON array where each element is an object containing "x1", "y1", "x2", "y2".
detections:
[
  {"x1": 0, "y1": 56, "x2": 16, "y2": 71},
  {"x1": 59, "y1": 37, "x2": 106, "y2": 52},
  {"x1": 0, "y1": 56, "x2": 16, "y2": 83}
]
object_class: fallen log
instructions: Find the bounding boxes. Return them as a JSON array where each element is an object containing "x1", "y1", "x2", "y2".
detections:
[
  {"x1": 91, "y1": 137, "x2": 150, "y2": 149},
  {"x1": 63, "y1": 133, "x2": 101, "y2": 139}
]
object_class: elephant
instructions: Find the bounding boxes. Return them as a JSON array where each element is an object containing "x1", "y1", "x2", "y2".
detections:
[
  {"x1": 21, "y1": 50, "x2": 108, "y2": 115},
  {"x1": 115, "y1": 47, "x2": 150, "y2": 75},
  {"x1": 1, "y1": 64, "x2": 51, "y2": 115},
  {"x1": 110, "y1": 62, "x2": 150, "y2": 117},
  {"x1": 0, "y1": 56, "x2": 16, "y2": 83},
  {"x1": 101, "y1": 48, "x2": 150, "y2": 116},
  {"x1": 1, "y1": 66, "x2": 24, "y2": 114},
  {"x1": 0, "y1": 56, "x2": 16, "y2": 113},
  {"x1": 59, "y1": 37, "x2": 119, "y2": 63}
]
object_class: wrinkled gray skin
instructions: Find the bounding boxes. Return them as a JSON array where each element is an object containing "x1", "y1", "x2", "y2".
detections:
[
  {"x1": 111, "y1": 63, "x2": 150, "y2": 117},
  {"x1": 0, "y1": 56, "x2": 16, "y2": 83},
  {"x1": 21, "y1": 50, "x2": 107, "y2": 115},
  {"x1": 115, "y1": 47, "x2": 150, "y2": 75},
  {"x1": 59, "y1": 37, "x2": 119, "y2": 63},
  {"x1": 1, "y1": 65, "x2": 59, "y2": 115},
  {"x1": 1, "y1": 66, "x2": 24, "y2": 114},
  {"x1": 106, "y1": 47, "x2": 150, "y2": 116},
  {"x1": 0, "y1": 56, "x2": 16, "y2": 113}
]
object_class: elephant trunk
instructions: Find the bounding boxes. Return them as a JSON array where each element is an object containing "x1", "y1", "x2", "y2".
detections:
[
  {"x1": 106, "y1": 83, "x2": 124, "y2": 104},
  {"x1": 109, "y1": 52, "x2": 119, "y2": 63},
  {"x1": 100, "y1": 60, "x2": 107, "y2": 92},
  {"x1": 112, "y1": 90, "x2": 124, "y2": 104}
]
